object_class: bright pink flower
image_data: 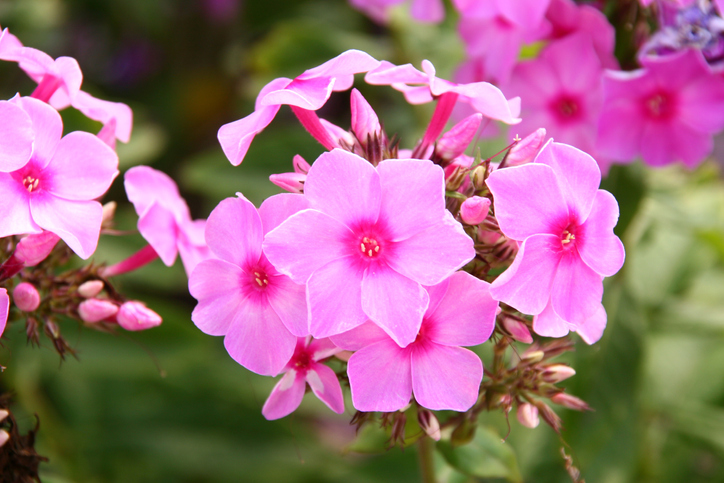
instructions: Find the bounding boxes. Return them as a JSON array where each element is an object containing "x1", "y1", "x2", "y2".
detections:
[
  {"x1": 218, "y1": 50, "x2": 380, "y2": 166},
  {"x1": 597, "y1": 49, "x2": 724, "y2": 167},
  {"x1": 0, "y1": 288, "x2": 8, "y2": 338},
  {"x1": 189, "y1": 194, "x2": 311, "y2": 376},
  {"x1": 262, "y1": 337, "x2": 344, "y2": 420},
  {"x1": 263, "y1": 149, "x2": 475, "y2": 347},
  {"x1": 333, "y1": 271, "x2": 497, "y2": 411},
  {"x1": 116, "y1": 301, "x2": 162, "y2": 331},
  {"x1": 124, "y1": 166, "x2": 211, "y2": 276},
  {"x1": 12, "y1": 282, "x2": 40, "y2": 312},
  {"x1": 0, "y1": 100, "x2": 34, "y2": 172},
  {"x1": 349, "y1": 0, "x2": 445, "y2": 23},
  {"x1": 486, "y1": 141, "x2": 624, "y2": 343},
  {"x1": 0, "y1": 97, "x2": 118, "y2": 259},
  {"x1": 503, "y1": 33, "x2": 604, "y2": 161}
]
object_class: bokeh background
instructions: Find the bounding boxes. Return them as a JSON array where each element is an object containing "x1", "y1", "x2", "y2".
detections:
[{"x1": 2, "y1": 0, "x2": 724, "y2": 481}]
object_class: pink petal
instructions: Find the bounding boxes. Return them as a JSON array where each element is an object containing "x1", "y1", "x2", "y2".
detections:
[
  {"x1": 299, "y1": 49, "x2": 381, "y2": 80},
  {"x1": 260, "y1": 76, "x2": 335, "y2": 111},
  {"x1": 0, "y1": 288, "x2": 8, "y2": 338},
  {"x1": 411, "y1": 342, "x2": 482, "y2": 411},
  {"x1": 309, "y1": 337, "x2": 343, "y2": 361},
  {"x1": 205, "y1": 196, "x2": 262, "y2": 268},
  {"x1": 452, "y1": 81, "x2": 522, "y2": 124},
  {"x1": 411, "y1": 0, "x2": 445, "y2": 22},
  {"x1": 576, "y1": 304, "x2": 607, "y2": 344},
  {"x1": 365, "y1": 61, "x2": 428, "y2": 86},
  {"x1": 177, "y1": 220, "x2": 212, "y2": 276},
  {"x1": 266, "y1": 273, "x2": 309, "y2": 337},
  {"x1": 425, "y1": 272, "x2": 497, "y2": 347},
  {"x1": 189, "y1": 259, "x2": 245, "y2": 336},
  {"x1": 330, "y1": 320, "x2": 389, "y2": 351},
  {"x1": 388, "y1": 213, "x2": 474, "y2": 285},
  {"x1": 0, "y1": 100, "x2": 33, "y2": 172},
  {"x1": 71, "y1": 91, "x2": 133, "y2": 143},
  {"x1": 487, "y1": 163, "x2": 569, "y2": 240},
  {"x1": 361, "y1": 266, "x2": 428, "y2": 347},
  {"x1": 263, "y1": 210, "x2": 353, "y2": 284},
  {"x1": 0, "y1": 174, "x2": 40, "y2": 238},
  {"x1": 29, "y1": 192, "x2": 102, "y2": 259},
  {"x1": 347, "y1": 339, "x2": 412, "y2": 412},
  {"x1": 595, "y1": 101, "x2": 644, "y2": 162},
  {"x1": 304, "y1": 149, "x2": 381, "y2": 227},
  {"x1": 534, "y1": 141, "x2": 600, "y2": 223},
  {"x1": 490, "y1": 234, "x2": 562, "y2": 315},
  {"x1": 12, "y1": 96, "x2": 62, "y2": 167},
  {"x1": 306, "y1": 362, "x2": 345, "y2": 414},
  {"x1": 262, "y1": 370, "x2": 306, "y2": 420},
  {"x1": 43, "y1": 131, "x2": 118, "y2": 200},
  {"x1": 307, "y1": 257, "x2": 367, "y2": 338},
  {"x1": 532, "y1": 300, "x2": 572, "y2": 338},
  {"x1": 137, "y1": 202, "x2": 178, "y2": 266},
  {"x1": 550, "y1": 251, "x2": 603, "y2": 324},
  {"x1": 223, "y1": 301, "x2": 297, "y2": 376},
  {"x1": 258, "y1": 193, "x2": 311, "y2": 235},
  {"x1": 125, "y1": 166, "x2": 189, "y2": 222},
  {"x1": 577, "y1": 190, "x2": 625, "y2": 277},
  {"x1": 377, "y1": 159, "x2": 445, "y2": 240},
  {"x1": 217, "y1": 104, "x2": 280, "y2": 166}
]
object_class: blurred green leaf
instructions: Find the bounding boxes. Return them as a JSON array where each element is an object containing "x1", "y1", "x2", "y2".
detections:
[{"x1": 437, "y1": 427, "x2": 522, "y2": 482}]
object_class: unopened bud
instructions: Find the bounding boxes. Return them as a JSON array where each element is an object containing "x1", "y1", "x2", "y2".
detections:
[
  {"x1": 542, "y1": 364, "x2": 576, "y2": 384},
  {"x1": 102, "y1": 201, "x2": 117, "y2": 225},
  {"x1": 445, "y1": 165, "x2": 467, "y2": 191},
  {"x1": 13, "y1": 282, "x2": 40, "y2": 312},
  {"x1": 417, "y1": 409, "x2": 441, "y2": 441},
  {"x1": 500, "y1": 316, "x2": 533, "y2": 344},
  {"x1": 436, "y1": 113, "x2": 482, "y2": 160},
  {"x1": 44, "y1": 320, "x2": 60, "y2": 339},
  {"x1": 269, "y1": 172, "x2": 306, "y2": 194},
  {"x1": 550, "y1": 393, "x2": 591, "y2": 412},
  {"x1": 15, "y1": 232, "x2": 60, "y2": 266},
  {"x1": 470, "y1": 165, "x2": 487, "y2": 190},
  {"x1": 117, "y1": 301, "x2": 162, "y2": 331},
  {"x1": 506, "y1": 128, "x2": 546, "y2": 166},
  {"x1": 0, "y1": 409, "x2": 8, "y2": 422},
  {"x1": 534, "y1": 400, "x2": 562, "y2": 432},
  {"x1": 460, "y1": 196, "x2": 491, "y2": 225},
  {"x1": 516, "y1": 403, "x2": 540, "y2": 428},
  {"x1": 0, "y1": 430, "x2": 9, "y2": 448},
  {"x1": 521, "y1": 350, "x2": 545, "y2": 364},
  {"x1": 292, "y1": 154, "x2": 310, "y2": 174},
  {"x1": 78, "y1": 298, "x2": 119, "y2": 323},
  {"x1": 350, "y1": 88, "x2": 382, "y2": 144},
  {"x1": 78, "y1": 280, "x2": 104, "y2": 298}
]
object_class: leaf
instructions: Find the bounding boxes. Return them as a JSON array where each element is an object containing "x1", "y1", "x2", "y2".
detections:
[
  {"x1": 437, "y1": 426, "x2": 522, "y2": 482},
  {"x1": 346, "y1": 421, "x2": 390, "y2": 454}
]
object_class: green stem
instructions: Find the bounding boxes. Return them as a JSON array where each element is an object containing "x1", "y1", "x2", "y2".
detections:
[{"x1": 418, "y1": 436, "x2": 436, "y2": 483}]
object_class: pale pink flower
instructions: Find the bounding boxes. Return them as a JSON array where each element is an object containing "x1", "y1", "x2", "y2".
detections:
[
  {"x1": 597, "y1": 49, "x2": 724, "y2": 167},
  {"x1": 0, "y1": 96, "x2": 119, "y2": 259},
  {"x1": 333, "y1": 271, "x2": 497, "y2": 411},
  {"x1": 218, "y1": 50, "x2": 380, "y2": 165},
  {"x1": 189, "y1": 194, "x2": 311, "y2": 376},
  {"x1": 124, "y1": 166, "x2": 211, "y2": 276},
  {"x1": 263, "y1": 149, "x2": 475, "y2": 347},
  {"x1": 262, "y1": 337, "x2": 344, "y2": 420},
  {"x1": 0, "y1": 288, "x2": 7, "y2": 339},
  {"x1": 12, "y1": 282, "x2": 40, "y2": 312},
  {"x1": 116, "y1": 301, "x2": 162, "y2": 331},
  {"x1": 486, "y1": 141, "x2": 624, "y2": 343}
]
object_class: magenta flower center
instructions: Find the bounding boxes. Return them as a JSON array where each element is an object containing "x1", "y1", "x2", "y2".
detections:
[
  {"x1": 23, "y1": 175, "x2": 40, "y2": 193},
  {"x1": 550, "y1": 95, "x2": 581, "y2": 123},
  {"x1": 291, "y1": 349, "x2": 312, "y2": 371},
  {"x1": 359, "y1": 236, "x2": 382, "y2": 259},
  {"x1": 250, "y1": 268, "x2": 270, "y2": 290},
  {"x1": 644, "y1": 92, "x2": 675, "y2": 120}
]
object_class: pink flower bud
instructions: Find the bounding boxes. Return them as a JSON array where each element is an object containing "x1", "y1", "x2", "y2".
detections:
[
  {"x1": 350, "y1": 88, "x2": 382, "y2": 143},
  {"x1": 417, "y1": 409, "x2": 441, "y2": 441},
  {"x1": 78, "y1": 280, "x2": 104, "y2": 298},
  {"x1": 516, "y1": 403, "x2": 540, "y2": 428},
  {"x1": 269, "y1": 172, "x2": 306, "y2": 194},
  {"x1": 506, "y1": 128, "x2": 546, "y2": 167},
  {"x1": 117, "y1": 301, "x2": 162, "y2": 331},
  {"x1": 15, "y1": 232, "x2": 60, "y2": 266},
  {"x1": 460, "y1": 196, "x2": 491, "y2": 225},
  {"x1": 500, "y1": 315, "x2": 533, "y2": 343},
  {"x1": 102, "y1": 201, "x2": 117, "y2": 225},
  {"x1": 436, "y1": 113, "x2": 482, "y2": 160},
  {"x1": 78, "y1": 298, "x2": 119, "y2": 323},
  {"x1": 0, "y1": 430, "x2": 8, "y2": 448},
  {"x1": 0, "y1": 409, "x2": 8, "y2": 422},
  {"x1": 542, "y1": 364, "x2": 576, "y2": 383},
  {"x1": 12, "y1": 282, "x2": 40, "y2": 312},
  {"x1": 292, "y1": 154, "x2": 310, "y2": 174},
  {"x1": 550, "y1": 393, "x2": 590, "y2": 412}
]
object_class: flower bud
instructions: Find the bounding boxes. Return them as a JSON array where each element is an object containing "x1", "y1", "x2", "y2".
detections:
[
  {"x1": 516, "y1": 403, "x2": 540, "y2": 428},
  {"x1": 542, "y1": 364, "x2": 576, "y2": 383},
  {"x1": 506, "y1": 128, "x2": 546, "y2": 166},
  {"x1": 102, "y1": 201, "x2": 117, "y2": 225},
  {"x1": 500, "y1": 315, "x2": 533, "y2": 343},
  {"x1": 350, "y1": 88, "x2": 382, "y2": 144},
  {"x1": 293, "y1": 154, "x2": 310, "y2": 174},
  {"x1": 15, "y1": 232, "x2": 60, "y2": 266},
  {"x1": 78, "y1": 299, "x2": 119, "y2": 323},
  {"x1": 117, "y1": 301, "x2": 162, "y2": 331},
  {"x1": 436, "y1": 113, "x2": 482, "y2": 160},
  {"x1": 78, "y1": 280, "x2": 104, "y2": 298},
  {"x1": 534, "y1": 400, "x2": 562, "y2": 432},
  {"x1": 460, "y1": 196, "x2": 491, "y2": 225},
  {"x1": 470, "y1": 165, "x2": 487, "y2": 190},
  {"x1": 550, "y1": 393, "x2": 590, "y2": 412},
  {"x1": 0, "y1": 430, "x2": 9, "y2": 448},
  {"x1": 12, "y1": 282, "x2": 40, "y2": 312},
  {"x1": 0, "y1": 409, "x2": 8, "y2": 422},
  {"x1": 269, "y1": 172, "x2": 306, "y2": 194},
  {"x1": 445, "y1": 165, "x2": 467, "y2": 191},
  {"x1": 521, "y1": 350, "x2": 544, "y2": 364},
  {"x1": 417, "y1": 408, "x2": 441, "y2": 441}
]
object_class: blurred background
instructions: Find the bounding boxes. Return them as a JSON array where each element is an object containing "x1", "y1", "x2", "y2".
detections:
[{"x1": 2, "y1": 0, "x2": 724, "y2": 481}]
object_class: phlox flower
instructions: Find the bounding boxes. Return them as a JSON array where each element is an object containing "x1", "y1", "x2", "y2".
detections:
[
  {"x1": 263, "y1": 149, "x2": 475, "y2": 348},
  {"x1": 486, "y1": 141, "x2": 624, "y2": 343},
  {"x1": 0, "y1": 96, "x2": 118, "y2": 259},
  {"x1": 262, "y1": 337, "x2": 344, "y2": 420},
  {"x1": 597, "y1": 49, "x2": 724, "y2": 167},
  {"x1": 124, "y1": 166, "x2": 211, "y2": 276},
  {"x1": 333, "y1": 271, "x2": 497, "y2": 412},
  {"x1": 189, "y1": 194, "x2": 311, "y2": 376},
  {"x1": 0, "y1": 288, "x2": 8, "y2": 338},
  {"x1": 218, "y1": 50, "x2": 380, "y2": 166}
]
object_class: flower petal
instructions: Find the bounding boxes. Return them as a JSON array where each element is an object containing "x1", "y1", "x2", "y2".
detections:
[
  {"x1": 266, "y1": 273, "x2": 309, "y2": 337},
  {"x1": 137, "y1": 202, "x2": 179, "y2": 266},
  {"x1": 306, "y1": 362, "x2": 345, "y2": 414},
  {"x1": 189, "y1": 259, "x2": 245, "y2": 336},
  {"x1": 576, "y1": 304, "x2": 607, "y2": 344},
  {"x1": 258, "y1": 193, "x2": 311, "y2": 235},
  {"x1": 0, "y1": 174, "x2": 40, "y2": 238},
  {"x1": 30, "y1": 192, "x2": 101, "y2": 259},
  {"x1": 347, "y1": 339, "x2": 412, "y2": 412},
  {"x1": 330, "y1": 320, "x2": 388, "y2": 351},
  {"x1": 217, "y1": 104, "x2": 280, "y2": 166},
  {"x1": 205, "y1": 195, "x2": 263, "y2": 268},
  {"x1": 262, "y1": 370, "x2": 306, "y2": 420},
  {"x1": 577, "y1": 190, "x2": 625, "y2": 277},
  {"x1": 0, "y1": 100, "x2": 33, "y2": 172},
  {"x1": 13, "y1": 96, "x2": 62, "y2": 167},
  {"x1": 532, "y1": 300, "x2": 571, "y2": 338},
  {"x1": 0, "y1": 288, "x2": 8, "y2": 337},
  {"x1": 550, "y1": 251, "x2": 603, "y2": 324}
]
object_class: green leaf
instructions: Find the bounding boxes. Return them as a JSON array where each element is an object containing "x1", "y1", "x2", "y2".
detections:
[
  {"x1": 346, "y1": 422, "x2": 390, "y2": 454},
  {"x1": 437, "y1": 426, "x2": 522, "y2": 482}
]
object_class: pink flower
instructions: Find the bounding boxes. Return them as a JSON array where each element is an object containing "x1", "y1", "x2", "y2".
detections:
[
  {"x1": 486, "y1": 141, "x2": 624, "y2": 343},
  {"x1": 349, "y1": 0, "x2": 445, "y2": 24},
  {"x1": 124, "y1": 166, "x2": 211, "y2": 276},
  {"x1": 262, "y1": 337, "x2": 344, "y2": 420},
  {"x1": 116, "y1": 301, "x2": 162, "y2": 331},
  {"x1": 218, "y1": 50, "x2": 380, "y2": 165},
  {"x1": 333, "y1": 271, "x2": 497, "y2": 411},
  {"x1": 0, "y1": 100, "x2": 34, "y2": 172},
  {"x1": 0, "y1": 96, "x2": 119, "y2": 259},
  {"x1": 263, "y1": 149, "x2": 475, "y2": 347},
  {"x1": 0, "y1": 288, "x2": 8, "y2": 338},
  {"x1": 597, "y1": 49, "x2": 724, "y2": 167},
  {"x1": 189, "y1": 194, "x2": 311, "y2": 376},
  {"x1": 503, "y1": 33, "x2": 604, "y2": 161}
]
